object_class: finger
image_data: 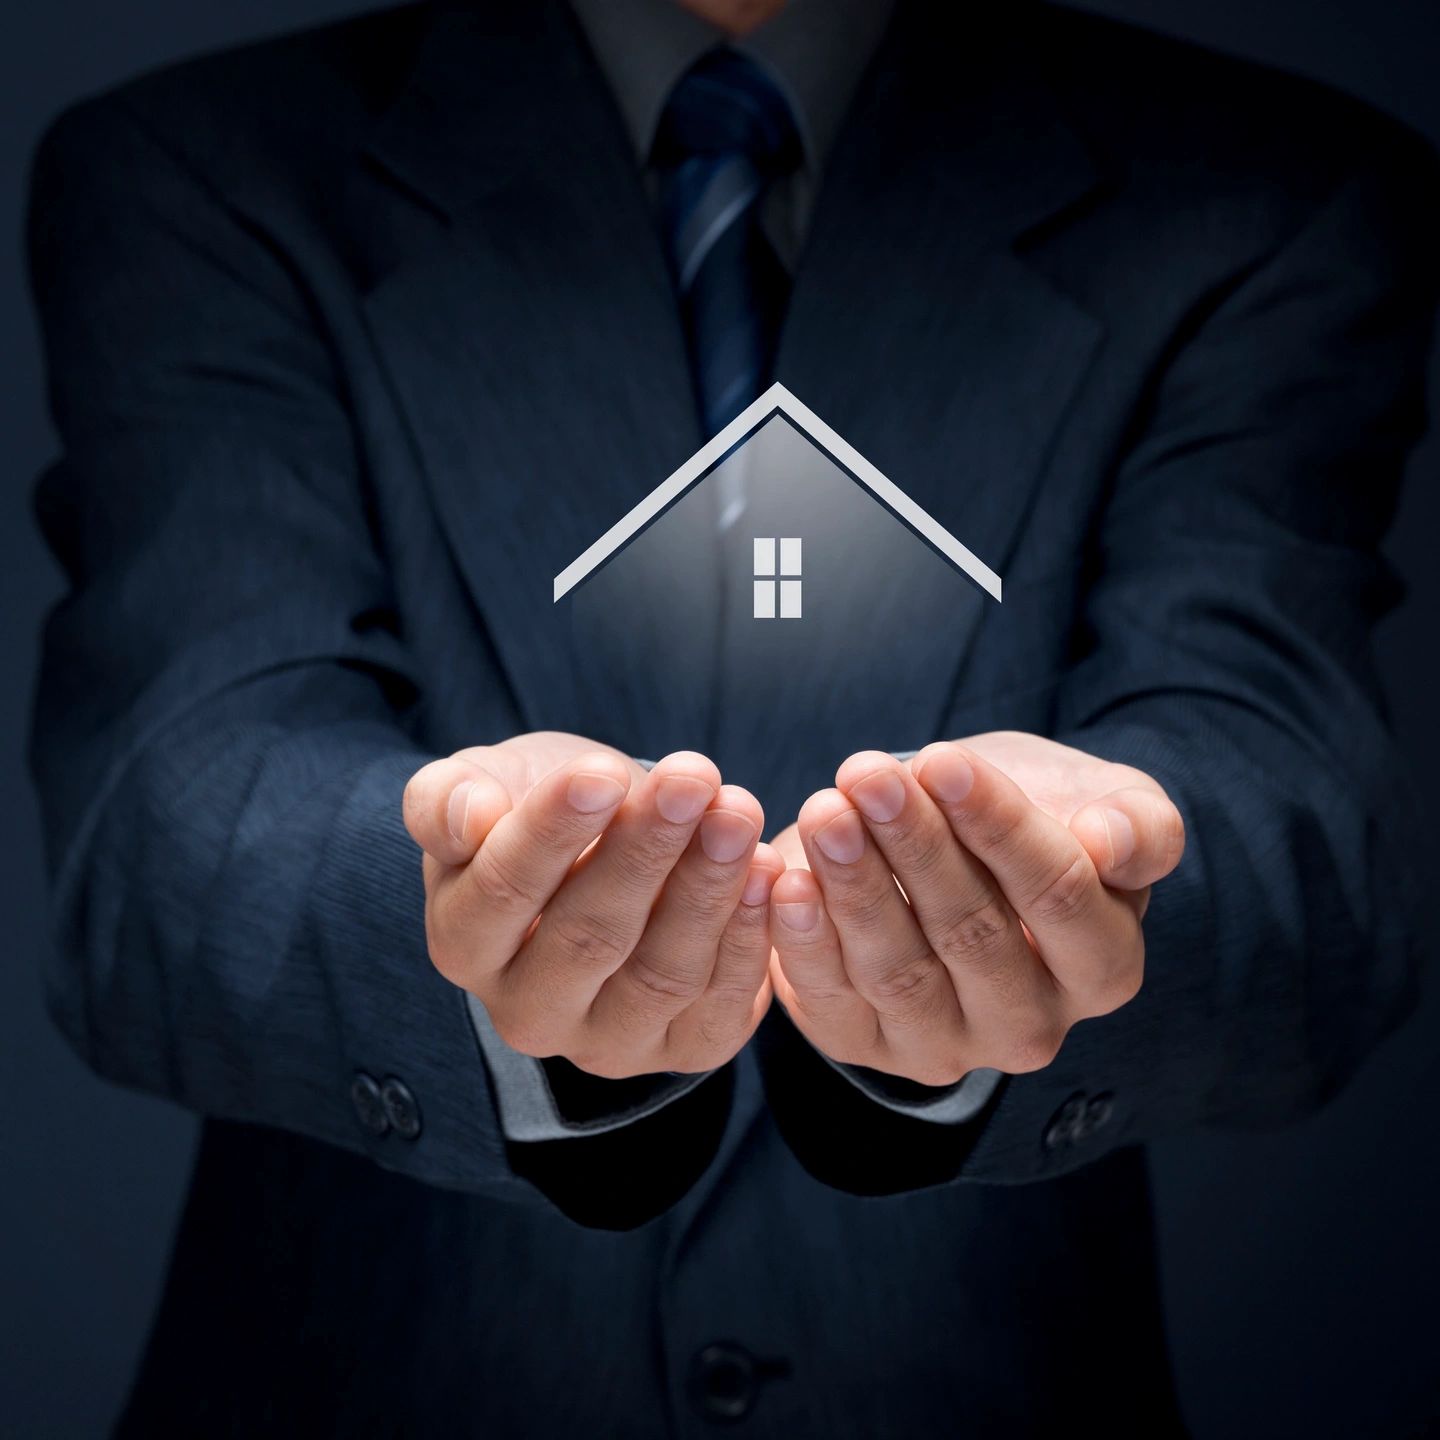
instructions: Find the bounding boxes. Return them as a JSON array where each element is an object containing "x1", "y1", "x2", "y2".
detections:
[
  {"x1": 451, "y1": 734, "x2": 649, "y2": 805},
  {"x1": 403, "y1": 755, "x2": 514, "y2": 866},
  {"x1": 590, "y1": 784, "x2": 762, "y2": 1035},
  {"x1": 1068, "y1": 785, "x2": 1186, "y2": 890},
  {"x1": 914, "y1": 743, "x2": 1141, "y2": 1014},
  {"x1": 768, "y1": 865, "x2": 882, "y2": 1067},
  {"x1": 665, "y1": 843, "x2": 784, "y2": 1069},
  {"x1": 835, "y1": 750, "x2": 1057, "y2": 1033},
  {"x1": 429, "y1": 751, "x2": 632, "y2": 986},
  {"x1": 838, "y1": 749, "x2": 1001, "y2": 919},
  {"x1": 503, "y1": 751, "x2": 720, "y2": 1017},
  {"x1": 797, "y1": 789, "x2": 961, "y2": 1043}
]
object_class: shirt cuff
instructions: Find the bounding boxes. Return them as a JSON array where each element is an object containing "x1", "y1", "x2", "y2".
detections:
[
  {"x1": 825, "y1": 1054, "x2": 1003, "y2": 1123},
  {"x1": 466, "y1": 994, "x2": 714, "y2": 1141}
]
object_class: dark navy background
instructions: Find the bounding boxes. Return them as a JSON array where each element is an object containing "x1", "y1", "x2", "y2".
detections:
[{"x1": 3, "y1": 3, "x2": 1437, "y2": 1434}]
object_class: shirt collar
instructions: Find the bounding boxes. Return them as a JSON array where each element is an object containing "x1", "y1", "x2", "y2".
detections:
[{"x1": 569, "y1": 0, "x2": 896, "y2": 174}]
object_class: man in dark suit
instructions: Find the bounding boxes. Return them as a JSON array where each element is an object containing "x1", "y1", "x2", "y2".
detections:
[{"x1": 25, "y1": 0, "x2": 1437, "y2": 1433}]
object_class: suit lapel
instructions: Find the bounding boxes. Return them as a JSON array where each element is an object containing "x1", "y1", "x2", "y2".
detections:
[
  {"x1": 768, "y1": 1, "x2": 1106, "y2": 763},
  {"x1": 359, "y1": 1, "x2": 714, "y2": 754}
]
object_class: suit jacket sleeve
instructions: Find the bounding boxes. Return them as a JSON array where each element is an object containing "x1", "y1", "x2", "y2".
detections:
[
  {"x1": 24, "y1": 97, "x2": 727, "y2": 1229},
  {"x1": 763, "y1": 124, "x2": 1440, "y2": 1194}
]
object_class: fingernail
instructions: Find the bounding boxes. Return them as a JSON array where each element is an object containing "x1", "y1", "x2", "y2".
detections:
[
  {"x1": 814, "y1": 811, "x2": 866, "y2": 865},
  {"x1": 567, "y1": 772, "x2": 626, "y2": 814},
  {"x1": 775, "y1": 901, "x2": 820, "y2": 932},
  {"x1": 848, "y1": 770, "x2": 906, "y2": 824},
  {"x1": 742, "y1": 866, "x2": 777, "y2": 906},
  {"x1": 700, "y1": 809, "x2": 757, "y2": 864},
  {"x1": 1104, "y1": 808, "x2": 1135, "y2": 868},
  {"x1": 656, "y1": 775, "x2": 715, "y2": 825},
  {"x1": 920, "y1": 748, "x2": 975, "y2": 803},
  {"x1": 446, "y1": 782, "x2": 475, "y2": 844}
]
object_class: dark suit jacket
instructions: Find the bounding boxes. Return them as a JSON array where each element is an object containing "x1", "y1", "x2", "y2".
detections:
[{"x1": 26, "y1": 1, "x2": 1439, "y2": 1434}]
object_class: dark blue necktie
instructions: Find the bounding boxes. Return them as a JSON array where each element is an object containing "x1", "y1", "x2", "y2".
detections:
[{"x1": 653, "y1": 49, "x2": 802, "y2": 452}]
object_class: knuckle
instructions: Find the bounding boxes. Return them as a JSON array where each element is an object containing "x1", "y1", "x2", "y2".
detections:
[
  {"x1": 829, "y1": 880, "x2": 897, "y2": 933},
  {"x1": 671, "y1": 867, "x2": 738, "y2": 922},
  {"x1": 548, "y1": 910, "x2": 634, "y2": 973},
  {"x1": 966, "y1": 805, "x2": 1025, "y2": 858},
  {"x1": 627, "y1": 820, "x2": 690, "y2": 879},
  {"x1": 705, "y1": 956, "x2": 765, "y2": 1005},
  {"x1": 725, "y1": 898, "x2": 770, "y2": 939},
  {"x1": 784, "y1": 968, "x2": 852, "y2": 1006},
  {"x1": 468, "y1": 847, "x2": 535, "y2": 916},
  {"x1": 1025, "y1": 853, "x2": 1097, "y2": 928},
  {"x1": 865, "y1": 954, "x2": 937, "y2": 1006},
  {"x1": 931, "y1": 895, "x2": 1014, "y2": 969},
  {"x1": 623, "y1": 951, "x2": 705, "y2": 1010},
  {"x1": 691, "y1": 1011, "x2": 745, "y2": 1058},
  {"x1": 793, "y1": 984, "x2": 853, "y2": 1015},
  {"x1": 882, "y1": 823, "x2": 946, "y2": 884}
]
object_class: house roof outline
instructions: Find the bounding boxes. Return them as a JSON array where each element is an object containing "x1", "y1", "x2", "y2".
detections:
[{"x1": 553, "y1": 383, "x2": 1003, "y2": 605}]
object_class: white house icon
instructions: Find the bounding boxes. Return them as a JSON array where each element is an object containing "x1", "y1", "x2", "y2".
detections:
[{"x1": 553, "y1": 383, "x2": 1003, "y2": 611}]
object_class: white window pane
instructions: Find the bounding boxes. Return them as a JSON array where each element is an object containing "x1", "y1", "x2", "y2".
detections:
[
  {"x1": 753, "y1": 537, "x2": 776, "y2": 577},
  {"x1": 780, "y1": 579, "x2": 802, "y2": 619},
  {"x1": 780, "y1": 538, "x2": 802, "y2": 576},
  {"x1": 753, "y1": 579, "x2": 776, "y2": 619}
]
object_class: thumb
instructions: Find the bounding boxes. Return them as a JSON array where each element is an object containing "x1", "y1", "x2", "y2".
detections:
[
  {"x1": 1068, "y1": 784, "x2": 1186, "y2": 891},
  {"x1": 402, "y1": 755, "x2": 515, "y2": 867}
]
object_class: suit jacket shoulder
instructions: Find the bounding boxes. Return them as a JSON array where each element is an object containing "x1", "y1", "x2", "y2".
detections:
[
  {"x1": 31, "y1": 3, "x2": 429, "y2": 240},
  {"x1": 33, "y1": 0, "x2": 1440, "y2": 260},
  {"x1": 1034, "y1": 2, "x2": 1440, "y2": 231}
]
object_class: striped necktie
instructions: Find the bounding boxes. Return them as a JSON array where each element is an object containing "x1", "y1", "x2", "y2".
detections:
[{"x1": 653, "y1": 48, "x2": 802, "y2": 510}]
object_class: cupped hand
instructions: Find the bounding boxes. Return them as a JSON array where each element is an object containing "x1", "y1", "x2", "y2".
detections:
[
  {"x1": 767, "y1": 732, "x2": 1185, "y2": 1085},
  {"x1": 404, "y1": 732, "x2": 784, "y2": 1078}
]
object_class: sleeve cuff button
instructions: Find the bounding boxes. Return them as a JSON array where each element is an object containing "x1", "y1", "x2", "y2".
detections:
[
  {"x1": 1042, "y1": 1090, "x2": 1115, "y2": 1151},
  {"x1": 350, "y1": 1072, "x2": 390, "y2": 1136},
  {"x1": 381, "y1": 1076, "x2": 423, "y2": 1140}
]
